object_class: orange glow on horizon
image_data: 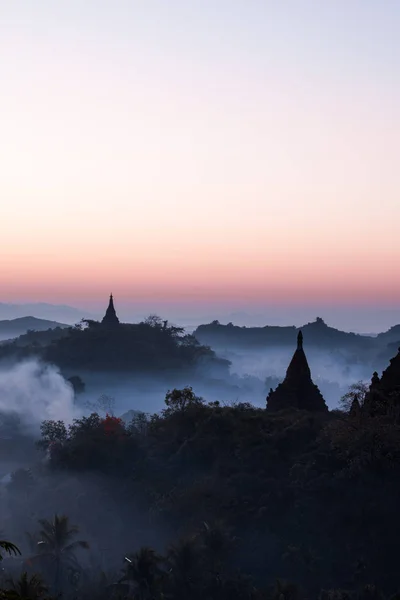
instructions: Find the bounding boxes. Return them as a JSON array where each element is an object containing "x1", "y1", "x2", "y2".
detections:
[{"x1": 1, "y1": 2, "x2": 399, "y2": 310}]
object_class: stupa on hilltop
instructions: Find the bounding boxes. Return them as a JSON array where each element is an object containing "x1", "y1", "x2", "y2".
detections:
[
  {"x1": 363, "y1": 347, "x2": 400, "y2": 415},
  {"x1": 101, "y1": 294, "x2": 120, "y2": 327},
  {"x1": 266, "y1": 331, "x2": 328, "y2": 412}
]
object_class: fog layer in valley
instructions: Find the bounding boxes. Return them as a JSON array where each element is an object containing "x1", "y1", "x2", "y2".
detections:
[
  {"x1": 0, "y1": 360, "x2": 78, "y2": 432},
  {"x1": 0, "y1": 323, "x2": 398, "y2": 597},
  {"x1": 0, "y1": 343, "x2": 371, "y2": 440}
]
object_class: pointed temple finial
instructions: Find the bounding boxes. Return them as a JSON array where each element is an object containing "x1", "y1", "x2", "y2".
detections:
[
  {"x1": 297, "y1": 330, "x2": 303, "y2": 350},
  {"x1": 102, "y1": 293, "x2": 119, "y2": 327},
  {"x1": 266, "y1": 328, "x2": 327, "y2": 413},
  {"x1": 349, "y1": 393, "x2": 361, "y2": 418}
]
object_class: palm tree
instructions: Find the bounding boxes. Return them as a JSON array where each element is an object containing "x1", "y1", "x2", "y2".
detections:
[
  {"x1": 5, "y1": 572, "x2": 48, "y2": 599},
  {"x1": 200, "y1": 521, "x2": 235, "y2": 572},
  {"x1": 272, "y1": 579, "x2": 301, "y2": 600},
  {"x1": 121, "y1": 546, "x2": 164, "y2": 600},
  {"x1": 217, "y1": 573, "x2": 260, "y2": 600},
  {"x1": 165, "y1": 537, "x2": 201, "y2": 599},
  {"x1": 31, "y1": 514, "x2": 89, "y2": 593}
]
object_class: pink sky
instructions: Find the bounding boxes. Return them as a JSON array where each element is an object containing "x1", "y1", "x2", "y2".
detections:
[{"x1": 1, "y1": 1, "x2": 399, "y2": 311}]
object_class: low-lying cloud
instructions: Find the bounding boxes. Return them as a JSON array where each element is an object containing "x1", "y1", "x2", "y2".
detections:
[{"x1": 0, "y1": 360, "x2": 78, "y2": 431}]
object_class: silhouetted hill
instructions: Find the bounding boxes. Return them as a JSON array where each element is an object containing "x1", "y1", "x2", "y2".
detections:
[
  {"x1": 363, "y1": 326, "x2": 400, "y2": 371},
  {"x1": 0, "y1": 316, "x2": 230, "y2": 376},
  {"x1": 376, "y1": 324, "x2": 400, "y2": 345},
  {"x1": 0, "y1": 302, "x2": 89, "y2": 324},
  {"x1": 375, "y1": 340, "x2": 400, "y2": 370},
  {"x1": 194, "y1": 316, "x2": 375, "y2": 350},
  {"x1": 0, "y1": 317, "x2": 69, "y2": 341}
]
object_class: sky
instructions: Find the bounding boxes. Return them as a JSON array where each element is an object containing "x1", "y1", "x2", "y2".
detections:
[{"x1": 1, "y1": 1, "x2": 399, "y2": 329}]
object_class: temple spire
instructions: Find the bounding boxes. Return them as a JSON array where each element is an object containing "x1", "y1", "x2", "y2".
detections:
[
  {"x1": 266, "y1": 331, "x2": 328, "y2": 413},
  {"x1": 363, "y1": 350, "x2": 400, "y2": 416},
  {"x1": 349, "y1": 394, "x2": 361, "y2": 418},
  {"x1": 101, "y1": 293, "x2": 120, "y2": 327},
  {"x1": 297, "y1": 330, "x2": 303, "y2": 350}
]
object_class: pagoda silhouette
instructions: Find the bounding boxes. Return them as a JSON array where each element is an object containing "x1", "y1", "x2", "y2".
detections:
[
  {"x1": 266, "y1": 331, "x2": 328, "y2": 412},
  {"x1": 101, "y1": 294, "x2": 120, "y2": 327},
  {"x1": 363, "y1": 347, "x2": 400, "y2": 416}
]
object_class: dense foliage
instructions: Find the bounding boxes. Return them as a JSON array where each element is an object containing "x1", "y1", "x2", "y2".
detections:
[
  {"x1": 2, "y1": 384, "x2": 400, "y2": 598},
  {"x1": 0, "y1": 316, "x2": 230, "y2": 375}
]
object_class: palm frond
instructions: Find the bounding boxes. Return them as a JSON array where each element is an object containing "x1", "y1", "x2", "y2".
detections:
[
  {"x1": 0, "y1": 541, "x2": 21, "y2": 560},
  {"x1": 63, "y1": 540, "x2": 90, "y2": 553}
]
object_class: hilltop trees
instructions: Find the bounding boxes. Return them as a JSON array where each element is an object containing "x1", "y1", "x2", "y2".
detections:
[
  {"x1": 163, "y1": 386, "x2": 205, "y2": 416},
  {"x1": 30, "y1": 382, "x2": 400, "y2": 595},
  {"x1": 340, "y1": 381, "x2": 369, "y2": 412},
  {"x1": 46, "y1": 315, "x2": 229, "y2": 374},
  {"x1": 0, "y1": 314, "x2": 230, "y2": 376}
]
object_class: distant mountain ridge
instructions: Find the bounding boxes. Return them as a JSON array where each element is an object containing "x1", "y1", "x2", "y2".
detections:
[
  {"x1": 375, "y1": 325, "x2": 400, "y2": 344},
  {"x1": 0, "y1": 316, "x2": 69, "y2": 341},
  {"x1": 194, "y1": 317, "x2": 376, "y2": 350},
  {"x1": 0, "y1": 302, "x2": 90, "y2": 324}
]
